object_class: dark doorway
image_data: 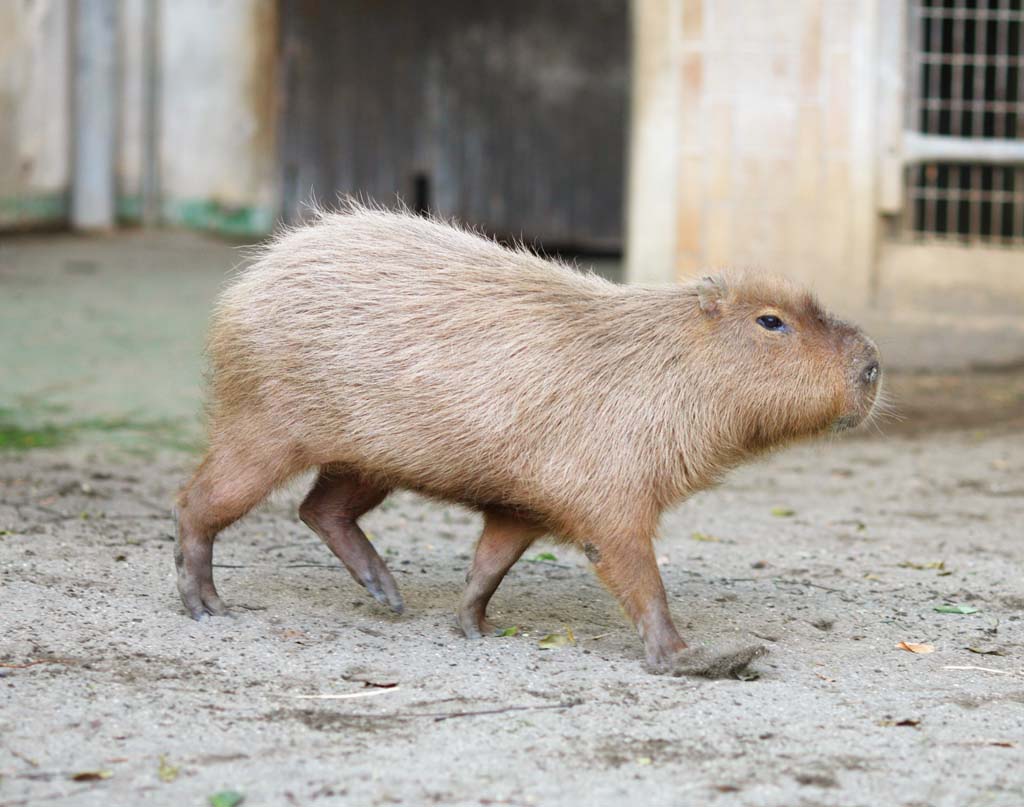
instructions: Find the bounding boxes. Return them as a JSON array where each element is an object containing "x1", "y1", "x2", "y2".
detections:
[{"x1": 278, "y1": 0, "x2": 629, "y2": 253}]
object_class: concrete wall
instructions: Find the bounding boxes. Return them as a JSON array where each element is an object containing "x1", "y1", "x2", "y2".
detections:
[
  {"x1": 627, "y1": 0, "x2": 880, "y2": 309},
  {"x1": 0, "y1": 0, "x2": 71, "y2": 228},
  {"x1": 1, "y1": 0, "x2": 278, "y2": 236},
  {"x1": 156, "y1": 0, "x2": 279, "y2": 234}
]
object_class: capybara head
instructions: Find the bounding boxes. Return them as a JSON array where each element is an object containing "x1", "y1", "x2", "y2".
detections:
[{"x1": 691, "y1": 271, "x2": 881, "y2": 450}]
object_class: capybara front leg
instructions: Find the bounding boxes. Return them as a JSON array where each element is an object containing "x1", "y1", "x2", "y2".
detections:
[
  {"x1": 457, "y1": 511, "x2": 544, "y2": 638},
  {"x1": 298, "y1": 469, "x2": 402, "y2": 614},
  {"x1": 590, "y1": 537, "x2": 766, "y2": 678}
]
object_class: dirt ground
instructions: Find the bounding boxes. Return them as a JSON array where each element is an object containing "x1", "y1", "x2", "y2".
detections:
[{"x1": 1, "y1": 232, "x2": 1023, "y2": 807}]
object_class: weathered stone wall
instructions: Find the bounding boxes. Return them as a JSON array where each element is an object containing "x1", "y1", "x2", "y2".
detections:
[
  {"x1": 0, "y1": 0, "x2": 71, "y2": 228},
  {"x1": 627, "y1": 0, "x2": 880, "y2": 309}
]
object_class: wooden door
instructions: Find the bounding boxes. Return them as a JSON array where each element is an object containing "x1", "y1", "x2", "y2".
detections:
[{"x1": 278, "y1": 0, "x2": 628, "y2": 251}]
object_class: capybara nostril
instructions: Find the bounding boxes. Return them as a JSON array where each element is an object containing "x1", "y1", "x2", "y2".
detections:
[{"x1": 861, "y1": 360, "x2": 880, "y2": 386}]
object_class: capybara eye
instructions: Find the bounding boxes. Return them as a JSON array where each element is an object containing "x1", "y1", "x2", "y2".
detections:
[{"x1": 756, "y1": 315, "x2": 785, "y2": 331}]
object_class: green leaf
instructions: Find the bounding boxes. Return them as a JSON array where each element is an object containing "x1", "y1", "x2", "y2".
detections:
[
  {"x1": 209, "y1": 791, "x2": 245, "y2": 807},
  {"x1": 691, "y1": 531, "x2": 720, "y2": 543},
  {"x1": 934, "y1": 604, "x2": 979, "y2": 615},
  {"x1": 770, "y1": 507, "x2": 795, "y2": 517},
  {"x1": 498, "y1": 626, "x2": 519, "y2": 637},
  {"x1": 538, "y1": 628, "x2": 575, "y2": 649},
  {"x1": 157, "y1": 755, "x2": 179, "y2": 783},
  {"x1": 526, "y1": 552, "x2": 558, "y2": 563}
]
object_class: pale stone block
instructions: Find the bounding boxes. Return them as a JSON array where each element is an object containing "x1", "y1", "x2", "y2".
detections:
[
  {"x1": 681, "y1": 0, "x2": 704, "y2": 42},
  {"x1": 794, "y1": 103, "x2": 823, "y2": 203},
  {"x1": 705, "y1": 201, "x2": 734, "y2": 266},
  {"x1": 825, "y1": 51, "x2": 851, "y2": 153},
  {"x1": 675, "y1": 250, "x2": 702, "y2": 280},
  {"x1": 676, "y1": 158, "x2": 705, "y2": 254},
  {"x1": 735, "y1": 99, "x2": 797, "y2": 157}
]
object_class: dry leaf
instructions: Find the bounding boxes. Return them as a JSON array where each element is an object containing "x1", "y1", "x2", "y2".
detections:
[
  {"x1": 70, "y1": 770, "x2": 113, "y2": 782},
  {"x1": 897, "y1": 641, "x2": 935, "y2": 654}
]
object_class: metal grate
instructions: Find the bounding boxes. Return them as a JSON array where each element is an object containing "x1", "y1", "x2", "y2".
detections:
[{"x1": 906, "y1": 0, "x2": 1024, "y2": 244}]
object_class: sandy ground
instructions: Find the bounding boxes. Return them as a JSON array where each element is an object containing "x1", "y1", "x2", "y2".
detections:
[{"x1": 1, "y1": 232, "x2": 1023, "y2": 807}]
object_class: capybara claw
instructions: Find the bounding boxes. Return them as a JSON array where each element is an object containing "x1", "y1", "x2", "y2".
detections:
[
  {"x1": 456, "y1": 609, "x2": 494, "y2": 640},
  {"x1": 648, "y1": 643, "x2": 768, "y2": 679},
  {"x1": 359, "y1": 567, "x2": 404, "y2": 614},
  {"x1": 180, "y1": 588, "x2": 231, "y2": 620}
]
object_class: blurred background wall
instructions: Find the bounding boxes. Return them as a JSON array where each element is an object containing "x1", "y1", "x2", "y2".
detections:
[{"x1": 1, "y1": 0, "x2": 1022, "y2": 335}]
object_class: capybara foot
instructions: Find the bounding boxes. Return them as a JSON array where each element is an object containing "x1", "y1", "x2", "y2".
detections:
[
  {"x1": 353, "y1": 555, "x2": 404, "y2": 614},
  {"x1": 456, "y1": 607, "x2": 498, "y2": 639},
  {"x1": 174, "y1": 545, "x2": 230, "y2": 620},
  {"x1": 647, "y1": 643, "x2": 768, "y2": 679}
]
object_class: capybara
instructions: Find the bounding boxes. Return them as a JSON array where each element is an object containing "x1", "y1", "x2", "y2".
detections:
[{"x1": 175, "y1": 204, "x2": 882, "y2": 678}]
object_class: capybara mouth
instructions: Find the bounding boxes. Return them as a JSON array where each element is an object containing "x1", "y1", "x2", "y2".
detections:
[{"x1": 831, "y1": 413, "x2": 863, "y2": 432}]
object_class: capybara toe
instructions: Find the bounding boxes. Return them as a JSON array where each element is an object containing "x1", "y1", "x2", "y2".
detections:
[{"x1": 651, "y1": 643, "x2": 768, "y2": 679}]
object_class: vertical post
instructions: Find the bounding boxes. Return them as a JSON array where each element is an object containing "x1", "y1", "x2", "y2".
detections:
[
  {"x1": 141, "y1": 0, "x2": 161, "y2": 226},
  {"x1": 71, "y1": 0, "x2": 119, "y2": 231},
  {"x1": 624, "y1": 0, "x2": 682, "y2": 285}
]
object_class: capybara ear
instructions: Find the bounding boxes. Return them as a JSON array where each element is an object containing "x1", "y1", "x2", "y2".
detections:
[{"x1": 696, "y1": 275, "x2": 727, "y2": 316}]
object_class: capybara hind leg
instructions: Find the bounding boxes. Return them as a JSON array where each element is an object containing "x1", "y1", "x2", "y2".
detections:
[
  {"x1": 298, "y1": 470, "x2": 402, "y2": 614},
  {"x1": 175, "y1": 450, "x2": 288, "y2": 619},
  {"x1": 590, "y1": 537, "x2": 766, "y2": 678},
  {"x1": 457, "y1": 511, "x2": 544, "y2": 638}
]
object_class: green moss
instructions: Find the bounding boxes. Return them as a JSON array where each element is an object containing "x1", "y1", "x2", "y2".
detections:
[
  {"x1": 163, "y1": 198, "x2": 275, "y2": 237},
  {"x1": 0, "y1": 406, "x2": 203, "y2": 454},
  {"x1": 0, "y1": 193, "x2": 69, "y2": 227}
]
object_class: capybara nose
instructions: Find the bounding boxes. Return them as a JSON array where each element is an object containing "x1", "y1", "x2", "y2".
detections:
[{"x1": 860, "y1": 360, "x2": 880, "y2": 386}]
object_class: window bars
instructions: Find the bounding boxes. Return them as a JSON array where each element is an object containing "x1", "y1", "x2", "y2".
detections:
[{"x1": 904, "y1": 0, "x2": 1024, "y2": 244}]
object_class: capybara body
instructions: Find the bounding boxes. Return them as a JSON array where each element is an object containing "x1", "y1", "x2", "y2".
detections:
[{"x1": 175, "y1": 204, "x2": 881, "y2": 677}]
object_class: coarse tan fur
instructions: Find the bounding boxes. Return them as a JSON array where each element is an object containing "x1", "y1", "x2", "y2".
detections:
[{"x1": 175, "y1": 203, "x2": 881, "y2": 677}]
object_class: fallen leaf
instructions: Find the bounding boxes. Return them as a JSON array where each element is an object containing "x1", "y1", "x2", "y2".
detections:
[
  {"x1": 863, "y1": 573, "x2": 883, "y2": 581},
  {"x1": 935, "y1": 604, "x2": 980, "y2": 615},
  {"x1": 899, "y1": 560, "x2": 945, "y2": 571},
  {"x1": 966, "y1": 646, "x2": 1007, "y2": 656},
  {"x1": 691, "y1": 531, "x2": 720, "y2": 542},
  {"x1": 157, "y1": 755, "x2": 179, "y2": 783},
  {"x1": 538, "y1": 628, "x2": 575, "y2": 649},
  {"x1": 498, "y1": 626, "x2": 519, "y2": 637},
  {"x1": 897, "y1": 641, "x2": 935, "y2": 654},
  {"x1": 878, "y1": 718, "x2": 920, "y2": 727},
  {"x1": 70, "y1": 770, "x2": 113, "y2": 782},
  {"x1": 526, "y1": 552, "x2": 558, "y2": 563},
  {"x1": 209, "y1": 791, "x2": 245, "y2": 807},
  {"x1": 770, "y1": 507, "x2": 795, "y2": 517},
  {"x1": 636, "y1": 756, "x2": 652, "y2": 766}
]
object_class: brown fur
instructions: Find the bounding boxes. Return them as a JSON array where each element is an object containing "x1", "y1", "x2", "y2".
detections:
[{"x1": 175, "y1": 203, "x2": 881, "y2": 677}]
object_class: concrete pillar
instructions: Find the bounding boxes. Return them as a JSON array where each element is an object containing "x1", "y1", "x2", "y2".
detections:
[
  {"x1": 71, "y1": 0, "x2": 118, "y2": 231},
  {"x1": 141, "y1": 0, "x2": 161, "y2": 226},
  {"x1": 624, "y1": 0, "x2": 681, "y2": 285}
]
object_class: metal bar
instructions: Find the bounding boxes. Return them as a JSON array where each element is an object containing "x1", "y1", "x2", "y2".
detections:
[
  {"x1": 903, "y1": 131, "x2": 1024, "y2": 163},
  {"x1": 995, "y1": 0, "x2": 1010, "y2": 139},
  {"x1": 1015, "y1": 167, "x2": 1024, "y2": 240},
  {"x1": 951, "y1": 2, "x2": 965, "y2": 137},
  {"x1": 71, "y1": 0, "x2": 119, "y2": 231}
]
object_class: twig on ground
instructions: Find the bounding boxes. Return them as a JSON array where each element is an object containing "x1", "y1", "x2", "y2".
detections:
[
  {"x1": 288, "y1": 688, "x2": 400, "y2": 700},
  {"x1": 0, "y1": 658, "x2": 75, "y2": 670},
  {"x1": 943, "y1": 665, "x2": 1019, "y2": 676}
]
